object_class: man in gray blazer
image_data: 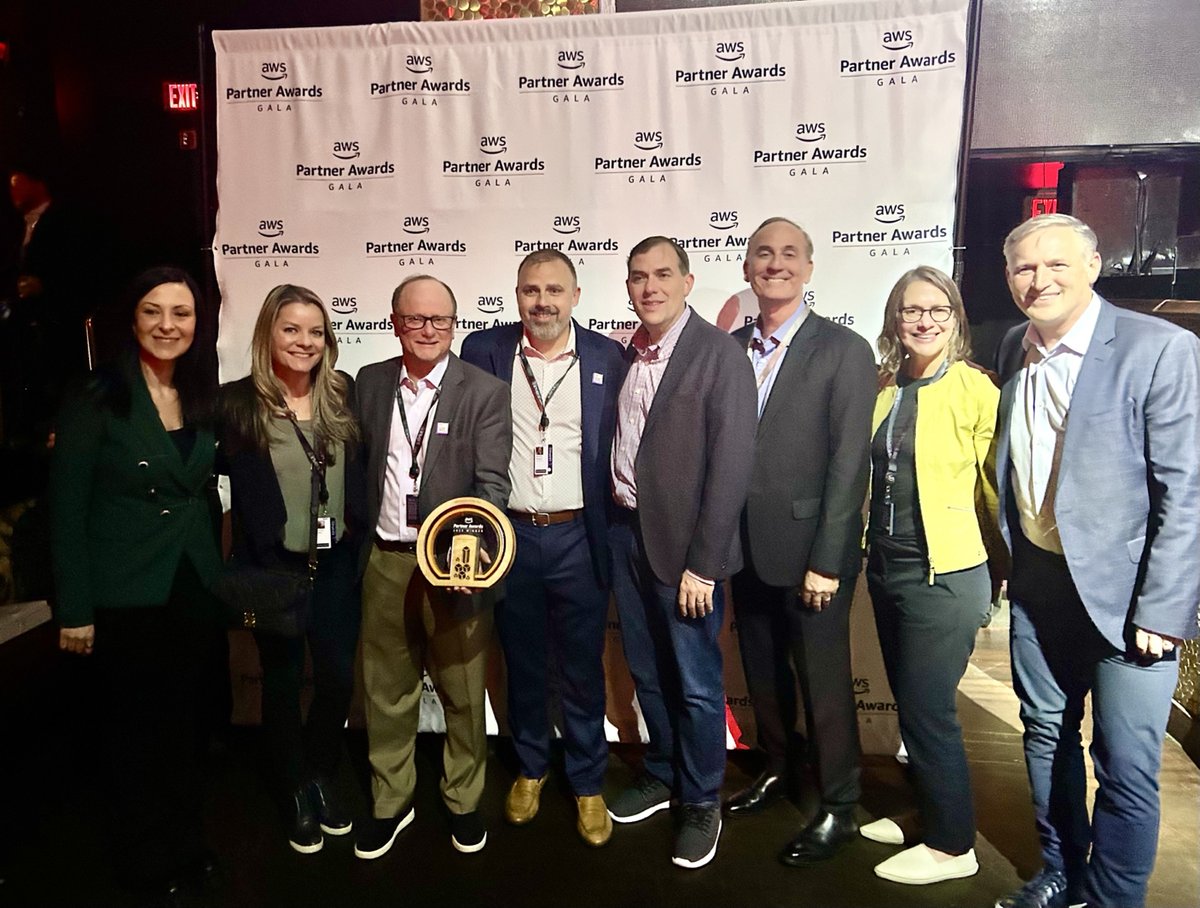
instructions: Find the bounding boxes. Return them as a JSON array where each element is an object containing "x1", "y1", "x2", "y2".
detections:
[
  {"x1": 606, "y1": 236, "x2": 757, "y2": 869},
  {"x1": 724, "y1": 218, "x2": 877, "y2": 866},
  {"x1": 352, "y1": 275, "x2": 512, "y2": 861},
  {"x1": 993, "y1": 214, "x2": 1200, "y2": 908}
]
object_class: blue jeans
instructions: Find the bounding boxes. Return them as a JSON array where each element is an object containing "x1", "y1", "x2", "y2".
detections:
[
  {"x1": 1011, "y1": 591, "x2": 1178, "y2": 908},
  {"x1": 609, "y1": 516, "x2": 726, "y2": 807}
]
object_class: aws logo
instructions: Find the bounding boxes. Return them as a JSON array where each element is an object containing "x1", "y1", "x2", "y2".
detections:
[
  {"x1": 479, "y1": 135, "x2": 507, "y2": 155},
  {"x1": 795, "y1": 121, "x2": 827, "y2": 143},
  {"x1": 330, "y1": 295, "x2": 358, "y2": 314},
  {"x1": 260, "y1": 62, "x2": 288, "y2": 81},
  {"x1": 332, "y1": 140, "x2": 360, "y2": 160},
  {"x1": 257, "y1": 219, "x2": 284, "y2": 238},
  {"x1": 882, "y1": 28, "x2": 914, "y2": 50},
  {"x1": 715, "y1": 40, "x2": 745, "y2": 62},
  {"x1": 405, "y1": 53, "x2": 432, "y2": 74},
  {"x1": 552, "y1": 215, "x2": 581, "y2": 235},
  {"x1": 402, "y1": 215, "x2": 430, "y2": 235},
  {"x1": 477, "y1": 294, "x2": 505, "y2": 314},
  {"x1": 874, "y1": 203, "x2": 906, "y2": 224},
  {"x1": 853, "y1": 677, "x2": 871, "y2": 695},
  {"x1": 557, "y1": 50, "x2": 585, "y2": 70},
  {"x1": 634, "y1": 130, "x2": 663, "y2": 151},
  {"x1": 709, "y1": 210, "x2": 738, "y2": 230}
]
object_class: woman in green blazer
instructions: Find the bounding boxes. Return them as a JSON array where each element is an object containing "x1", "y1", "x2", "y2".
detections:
[{"x1": 50, "y1": 265, "x2": 223, "y2": 905}]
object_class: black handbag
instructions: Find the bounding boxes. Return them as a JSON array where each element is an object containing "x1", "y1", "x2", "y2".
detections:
[{"x1": 216, "y1": 414, "x2": 324, "y2": 637}]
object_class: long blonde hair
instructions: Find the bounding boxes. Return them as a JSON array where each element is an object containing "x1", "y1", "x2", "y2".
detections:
[
  {"x1": 246, "y1": 284, "x2": 358, "y2": 457},
  {"x1": 876, "y1": 266, "x2": 971, "y2": 377}
]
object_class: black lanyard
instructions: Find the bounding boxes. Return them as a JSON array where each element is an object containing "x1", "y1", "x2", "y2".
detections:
[
  {"x1": 395, "y1": 375, "x2": 441, "y2": 486},
  {"x1": 517, "y1": 345, "x2": 578, "y2": 432},
  {"x1": 882, "y1": 358, "x2": 949, "y2": 496},
  {"x1": 283, "y1": 410, "x2": 329, "y2": 510}
]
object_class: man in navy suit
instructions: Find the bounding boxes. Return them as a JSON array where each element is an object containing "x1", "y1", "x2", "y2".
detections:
[
  {"x1": 460, "y1": 249, "x2": 626, "y2": 847},
  {"x1": 993, "y1": 214, "x2": 1200, "y2": 908}
]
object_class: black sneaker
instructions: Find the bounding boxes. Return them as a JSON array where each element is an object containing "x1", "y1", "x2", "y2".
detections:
[
  {"x1": 672, "y1": 804, "x2": 721, "y2": 869},
  {"x1": 353, "y1": 805, "x2": 415, "y2": 860},
  {"x1": 289, "y1": 786, "x2": 323, "y2": 854},
  {"x1": 308, "y1": 777, "x2": 353, "y2": 836},
  {"x1": 607, "y1": 773, "x2": 671, "y2": 824},
  {"x1": 994, "y1": 869, "x2": 1071, "y2": 908},
  {"x1": 450, "y1": 811, "x2": 487, "y2": 853}
]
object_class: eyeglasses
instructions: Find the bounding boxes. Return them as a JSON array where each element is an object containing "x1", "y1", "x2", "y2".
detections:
[
  {"x1": 398, "y1": 314, "x2": 454, "y2": 331},
  {"x1": 899, "y1": 306, "x2": 954, "y2": 324}
]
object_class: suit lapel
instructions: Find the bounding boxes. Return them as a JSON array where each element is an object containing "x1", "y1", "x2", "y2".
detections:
[
  {"x1": 1060, "y1": 298, "x2": 1117, "y2": 465},
  {"x1": 493, "y1": 323, "x2": 520, "y2": 385},
  {"x1": 756, "y1": 311, "x2": 820, "y2": 437},
  {"x1": 373, "y1": 358, "x2": 402, "y2": 505},
  {"x1": 641, "y1": 313, "x2": 699, "y2": 440},
  {"x1": 421, "y1": 354, "x2": 464, "y2": 480},
  {"x1": 576, "y1": 323, "x2": 603, "y2": 468}
]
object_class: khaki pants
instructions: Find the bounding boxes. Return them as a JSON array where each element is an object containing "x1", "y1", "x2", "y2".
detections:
[{"x1": 361, "y1": 543, "x2": 492, "y2": 818}]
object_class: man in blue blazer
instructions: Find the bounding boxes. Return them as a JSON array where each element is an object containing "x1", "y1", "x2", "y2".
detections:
[
  {"x1": 460, "y1": 249, "x2": 626, "y2": 847},
  {"x1": 993, "y1": 214, "x2": 1200, "y2": 908}
]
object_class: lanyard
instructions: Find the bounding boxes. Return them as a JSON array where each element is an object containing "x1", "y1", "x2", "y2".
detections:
[
  {"x1": 282, "y1": 410, "x2": 329, "y2": 512},
  {"x1": 517, "y1": 345, "x2": 578, "y2": 432},
  {"x1": 883, "y1": 358, "x2": 950, "y2": 488},
  {"x1": 395, "y1": 376, "x2": 441, "y2": 487},
  {"x1": 748, "y1": 309, "x2": 807, "y2": 390}
]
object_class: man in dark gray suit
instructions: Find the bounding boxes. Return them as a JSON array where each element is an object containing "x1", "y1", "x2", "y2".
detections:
[
  {"x1": 723, "y1": 218, "x2": 877, "y2": 866},
  {"x1": 993, "y1": 214, "x2": 1200, "y2": 908},
  {"x1": 605, "y1": 236, "x2": 757, "y2": 869},
  {"x1": 352, "y1": 275, "x2": 512, "y2": 861}
]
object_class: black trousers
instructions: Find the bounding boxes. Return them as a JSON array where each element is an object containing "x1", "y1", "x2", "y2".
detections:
[
  {"x1": 253, "y1": 536, "x2": 361, "y2": 805},
  {"x1": 92, "y1": 559, "x2": 217, "y2": 891},
  {"x1": 731, "y1": 562, "x2": 861, "y2": 813},
  {"x1": 866, "y1": 550, "x2": 989, "y2": 854}
]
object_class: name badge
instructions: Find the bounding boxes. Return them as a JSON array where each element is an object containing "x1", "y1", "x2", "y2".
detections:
[
  {"x1": 534, "y1": 443, "x2": 553, "y2": 477},
  {"x1": 406, "y1": 494, "x2": 421, "y2": 527},
  {"x1": 592, "y1": 372, "x2": 604, "y2": 385},
  {"x1": 436, "y1": 422, "x2": 449, "y2": 435},
  {"x1": 315, "y1": 516, "x2": 335, "y2": 550}
]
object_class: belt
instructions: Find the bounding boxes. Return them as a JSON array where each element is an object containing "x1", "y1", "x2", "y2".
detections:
[
  {"x1": 375, "y1": 535, "x2": 418, "y2": 553},
  {"x1": 507, "y1": 508, "x2": 582, "y2": 528}
]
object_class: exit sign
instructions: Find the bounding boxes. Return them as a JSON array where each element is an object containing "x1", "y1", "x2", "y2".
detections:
[{"x1": 164, "y1": 82, "x2": 199, "y2": 111}]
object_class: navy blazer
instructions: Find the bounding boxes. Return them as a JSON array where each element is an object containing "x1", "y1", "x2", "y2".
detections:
[
  {"x1": 459, "y1": 319, "x2": 627, "y2": 587},
  {"x1": 996, "y1": 296, "x2": 1200, "y2": 648}
]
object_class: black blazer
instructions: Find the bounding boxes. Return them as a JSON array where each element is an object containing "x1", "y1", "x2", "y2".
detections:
[
  {"x1": 459, "y1": 319, "x2": 627, "y2": 587},
  {"x1": 732, "y1": 312, "x2": 877, "y2": 586},
  {"x1": 216, "y1": 373, "x2": 364, "y2": 569}
]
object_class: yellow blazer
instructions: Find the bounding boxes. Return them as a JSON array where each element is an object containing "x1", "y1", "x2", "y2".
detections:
[{"x1": 870, "y1": 360, "x2": 1003, "y2": 580}]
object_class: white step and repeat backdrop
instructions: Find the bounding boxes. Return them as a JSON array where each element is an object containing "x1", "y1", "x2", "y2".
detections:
[{"x1": 214, "y1": 0, "x2": 970, "y2": 753}]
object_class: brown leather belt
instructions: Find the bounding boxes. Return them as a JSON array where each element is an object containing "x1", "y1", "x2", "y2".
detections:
[
  {"x1": 375, "y1": 535, "x2": 418, "y2": 553},
  {"x1": 507, "y1": 509, "x2": 582, "y2": 528}
]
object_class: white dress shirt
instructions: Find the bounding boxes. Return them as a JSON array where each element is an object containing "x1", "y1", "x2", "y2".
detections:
[
  {"x1": 376, "y1": 356, "x2": 449, "y2": 541},
  {"x1": 748, "y1": 303, "x2": 810, "y2": 419},
  {"x1": 1009, "y1": 293, "x2": 1102, "y2": 554}
]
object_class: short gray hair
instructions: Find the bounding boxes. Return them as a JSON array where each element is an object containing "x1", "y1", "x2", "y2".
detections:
[{"x1": 1003, "y1": 213, "x2": 1098, "y2": 266}]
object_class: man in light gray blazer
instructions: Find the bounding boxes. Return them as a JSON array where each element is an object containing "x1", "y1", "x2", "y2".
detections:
[
  {"x1": 993, "y1": 214, "x2": 1200, "y2": 908},
  {"x1": 606, "y1": 236, "x2": 757, "y2": 870}
]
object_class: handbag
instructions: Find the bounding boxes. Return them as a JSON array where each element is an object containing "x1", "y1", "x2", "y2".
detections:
[{"x1": 216, "y1": 414, "x2": 325, "y2": 637}]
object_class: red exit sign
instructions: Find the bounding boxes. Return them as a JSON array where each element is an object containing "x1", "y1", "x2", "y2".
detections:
[
  {"x1": 163, "y1": 82, "x2": 199, "y2": 111},
  {"x1": 1024, "y1": 192, "x2": 1059, "y2": 220}
]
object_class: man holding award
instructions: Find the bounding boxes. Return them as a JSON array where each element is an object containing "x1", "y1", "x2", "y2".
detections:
[{"x1": 353, "y1": 275, "x2": 512, "y2": 860}]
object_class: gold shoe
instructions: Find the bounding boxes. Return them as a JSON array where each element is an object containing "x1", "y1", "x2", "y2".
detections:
[
  {"x1": 576, "y1": 795, "x2": 613, "y2": 847},
  {"x1": 505, "y1": 775, "x2": 547, "y2": 825}
]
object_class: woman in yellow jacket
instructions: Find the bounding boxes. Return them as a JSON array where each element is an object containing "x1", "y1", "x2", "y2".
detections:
[{"x1": 860, "y1": 265, "x2": 1003, "y2": 886}]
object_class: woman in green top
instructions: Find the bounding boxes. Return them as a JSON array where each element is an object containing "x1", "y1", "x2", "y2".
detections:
[
  {"x1": 50, "y1": 265, "x2": 223, "y2": 903},
  {"x1": 218, "y1": 284, "x2": 361, "y2": 855}
]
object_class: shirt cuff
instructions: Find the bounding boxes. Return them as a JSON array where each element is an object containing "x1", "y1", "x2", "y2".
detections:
[{"x1": 683, "y1": 569, "x2": 715, "y2": 587}]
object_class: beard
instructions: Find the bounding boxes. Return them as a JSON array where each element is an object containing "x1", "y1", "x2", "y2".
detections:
[{"x1": 524, "y1": 308, "x2": 568, "y2": 342}]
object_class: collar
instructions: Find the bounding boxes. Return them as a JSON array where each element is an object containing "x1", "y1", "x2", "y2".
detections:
[
  {"x1": 400, "y1": 354, "x2": 449, "y2": 391},
  {"x1": 751, "y1": 302, "x2": 808, "y2": 351},
  {"x1": 1022, "y1": 292, "x2": 1102, "y2": 358},
  {"x1": 631, "y1": 306, "x2": 691, "y2": 356},
  {"x1": 521, "y1": 320, "x2": 576, "y2": 361}
]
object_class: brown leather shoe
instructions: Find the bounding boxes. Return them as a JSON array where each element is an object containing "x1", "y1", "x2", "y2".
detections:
[
  {"x1": 576, "y1": 795, "x2": 613, "y2": 847},
  {"x1": 505, "y1": 775, "x2": 547, "y2": 825}
]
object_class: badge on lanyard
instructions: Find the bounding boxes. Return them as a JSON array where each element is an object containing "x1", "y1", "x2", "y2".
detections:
[
  {"x1": 534, "y1": 443, "x2": 553, "y2": 477},
  {"x1": 315, "y1": 516, "x2": 335, "y2": 550},
  {"x1": 406, "y1": 494, "x2": 421, "y2": 528}
]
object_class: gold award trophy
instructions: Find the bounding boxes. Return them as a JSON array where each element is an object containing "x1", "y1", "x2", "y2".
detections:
[{"x1": 415, "y1": 497, "x2": 516, "y2": 588}]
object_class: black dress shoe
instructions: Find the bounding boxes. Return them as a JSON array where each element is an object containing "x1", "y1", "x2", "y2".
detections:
[
  {"x1": 724, "y1": 771, "x2": 786, "y2": 817},
  {"x1": 778, "y1": 809, "x2": 859, "y2": 866}
]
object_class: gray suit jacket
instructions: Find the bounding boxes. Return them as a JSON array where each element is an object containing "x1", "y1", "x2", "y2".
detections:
[
  {"x1": 625, "y1": 310, "x2": 758, "y2": 585},
  {"x1": 733, "y1": 313, "x2": 877, "y2": 586},
  {"x1": 996, "y1": 296, "x2": 1200, "y2": 648},
  {"x1": 354, "y1": 353, "x2": 513, "y2": 602}
]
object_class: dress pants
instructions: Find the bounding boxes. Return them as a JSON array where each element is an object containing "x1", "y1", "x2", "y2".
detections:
[
  {"x1": 731, "y1": 561, "x2": 861, "y2": 813},
  {"x1": 867, "y1": 551, "x2": 989, "y2": 854},
  {"x1": 609, "y1": 515, "x2": 726, "y2": 807},
  {"x1": 361, "y1": 542, "x2": 492, "y2": 818},
  {"x1": 92, "y1": 559, "x2": 215, "y2": 891},
  {"x1": 497, "y1": 517, "x2": 609, "y2": 795},
  {"x1": 1010, "y1": 539, "x2": 1178, "y2": 908},
  {"x1": 253, "y1": 536, "x2": 361, "y2": 805}
]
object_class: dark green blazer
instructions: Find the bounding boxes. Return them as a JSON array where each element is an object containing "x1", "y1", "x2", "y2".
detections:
[{"x1": 50, "y1": 356, "x2": 222, "y2": 627}]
